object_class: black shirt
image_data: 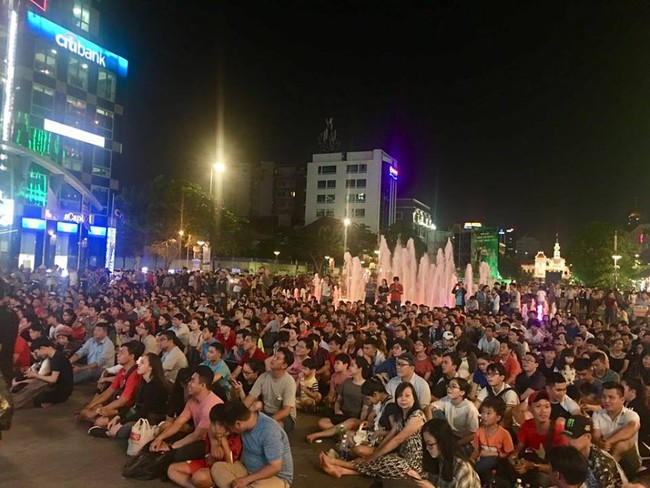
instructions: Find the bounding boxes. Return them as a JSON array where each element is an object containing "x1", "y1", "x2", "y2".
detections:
[
  {"x1": 50, "y1": 350, "x2": 74, "y2": 398},
  {"x1": 127, "y1": 377, "x2": 169, "y2": 421},
  {"x1": 514, "y1": 370, "x2": 546, "y2": 396}
]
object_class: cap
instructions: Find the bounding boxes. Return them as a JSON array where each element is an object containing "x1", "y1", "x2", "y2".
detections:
[
  {"x1": 527, "y1": 390, "x2": 550, "y2": 404},
  {"x1": 54, "y1": 325, "x2": 74, "y2": 337},
  {"x1": 443, "y1": 331, "x2": 454, "y2": 341},
  {"x1": 398, "y1": 352, "x2": 416, "y2": 366},
  {"x1": 561, "y1": 416, "x2": 592, "y2": 438}
]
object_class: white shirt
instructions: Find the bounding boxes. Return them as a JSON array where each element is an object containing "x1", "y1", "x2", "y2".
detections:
[
  {"x1": 477, "y1": 383, "x2": 519, "y2": 407},
  {"x1": 386, "y1": 372, "x2": 431, "y2": 409},
  {"x1": 432, "y1": 397, "x2": 479, "y2": 438},
  {"x1": 593, "y1": 406, "x2": 640, "y2": 454}
]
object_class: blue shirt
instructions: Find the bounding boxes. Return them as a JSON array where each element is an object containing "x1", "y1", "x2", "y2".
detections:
[
  {"x1": 76, "y1": 337, "x2": 115, "y2": 370},
  {"x1": 375, "y1": 356, "x2": 397, "y2": 378},
  {"x1": 200, "y1": 338, "x2": 218, "y2": 362},
  {"x1": 200, "y1": 359, "x2": 231, "y2": 394},
  {"x1": 242, "y1": 413, "x2": 293, "y2": 484}
]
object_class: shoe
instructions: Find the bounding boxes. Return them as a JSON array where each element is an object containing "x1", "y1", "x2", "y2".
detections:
[{"x1": 88, "y1": 426, "x2": 108, "y2": 438}]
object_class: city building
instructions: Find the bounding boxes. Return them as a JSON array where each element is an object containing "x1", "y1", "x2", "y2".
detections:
[
  {"x1": 304, "y1": 149, "x2": 398, "y2": 234},
  {"x1": 218, "y1": 161, "x2": 274, "y2": 219},
  {"x1": 273, "y1": 163, "x2": 305, "y2": 227},
  {"x1": 0, "y1": 0, "x2": 127, "y2": 270},
  {"x1": 521, "y1": 237, "x2": 571, "y2": 281},
  {"x1": 498, "y1": 227, "x2": 516, "y2": 256},
  {"x1": 395, "y1": 198, "x2": 446, "y2": 253}
]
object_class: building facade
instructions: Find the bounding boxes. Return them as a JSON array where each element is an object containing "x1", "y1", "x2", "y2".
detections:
[
  {"x1": 273, "y1": 163, "x2": 305, "y2": 228},
  {"x1": 304, "y1": 149, "x2": 398, "y2": 234},
  {"x1": 0, "y1": 0, "x2": 127, "y2": 271}
]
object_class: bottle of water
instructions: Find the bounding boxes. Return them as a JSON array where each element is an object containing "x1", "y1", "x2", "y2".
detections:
[
  {"x1": 488, "y1": 469, "x2": 497, "y2": 488},
  {"x1": 514, "y1": 479, "x2": 523, "y2": 488}
]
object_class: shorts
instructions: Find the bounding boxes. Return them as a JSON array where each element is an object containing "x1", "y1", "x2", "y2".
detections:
[{"x1": 187, "y1": 458, "x2": 211, "y2": 475}]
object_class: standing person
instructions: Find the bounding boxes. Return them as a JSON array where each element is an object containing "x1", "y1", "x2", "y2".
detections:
[
  {"x1": 546, "y1": 446, "x2": 589, "y2": 488},
  {"x1": 389, "y1": 276, "x2": 403, "y2": 310},
  {"x1": 243, "y1": 348, "x2": 296, "y2": 433},
  {"x1": 378, "y1": 279, "x2": 390, "y2": 304},
  {"x1": 405, "y1": 418, "x2": 481, "y2": 488},
  {"x1": 319, "y1": 382, "x2": 427, "y2": 480},
  {"x1": 210, "y1": 400, "x2": 293, "y2": 488}
]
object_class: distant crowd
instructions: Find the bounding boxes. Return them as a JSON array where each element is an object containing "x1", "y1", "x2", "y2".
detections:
[{"x1": 1, "y1": 266, "x2": 650, "y2": 488}]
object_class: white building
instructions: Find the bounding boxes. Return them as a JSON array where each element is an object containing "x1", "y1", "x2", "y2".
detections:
[
  {"x1": 521, "y1": 238, "x2": 571, "y2": 280},
  {"x1": 305, "y1": 149, "x2": 398, "y2": 233}
]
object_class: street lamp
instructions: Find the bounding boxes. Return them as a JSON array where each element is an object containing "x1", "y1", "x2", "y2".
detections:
[
  {"x1": 273, "y1": 250, "x2": 280, "y2": 263},
  {"x1": 209, "y1": 161, "x2": 226, "y2": 195},
  {"x1": 343, "y1": 217, "x2": 351, "y2": 259},
  {"x1": 178, "y1": 230, "x2": 184, "y2": 260}
]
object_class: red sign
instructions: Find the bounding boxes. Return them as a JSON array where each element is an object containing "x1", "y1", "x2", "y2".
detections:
[{"x1": 30, "y1": 0, "x2": 47, "y2": 11}]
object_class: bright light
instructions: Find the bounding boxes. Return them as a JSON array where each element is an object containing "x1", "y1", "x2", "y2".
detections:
[
  {"x1": 44, "y1": 119, "x2": 105, "y2": 147},
  {"x1": 168, "y1": 269, "x2": 175, "y2": 274},
  {"x1": 273, "y1": 251, "x2": 280, "y2": 257},
  {"x1": 178, "y1": 230, "x2": 184, "y2": 237},
  {"x1": 73, "y1": 6, "x2": 82, "y2": 15},
  {"x1": 2, "y1": 9, "x2": 18, "y2": 141},
  {"x1": 343, "y1": 218, "x2": 351, "y2": 227},
  {"x1": 213, "y1": 162, "x2": 226, "y2": 173},
  {"x1": 142, "y1": 267, "x2": 148, "y2": 273}
]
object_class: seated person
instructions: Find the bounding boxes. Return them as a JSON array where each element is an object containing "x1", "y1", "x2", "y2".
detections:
[
  {"x1": 80, "y1": 341, "x2": 144, "y2": 432},
  {"x1": 515, "y1": 351, "x2": 547, "y2": 402},
  {"x1": 427, "y1": 377, "x2": 479, "y2": 453},
  {"x1": 210, "y1": 400, "x2": 293, "y2": 488},
  {"x1": 592, "y1": 381, "x2": 641, "y2": 479},
  {"x1": 306, "y1": 356, "x2": 371, "y2": 443},
  {"x1": 69, "y1": 323, "x2": 116, "y2": 384},
  {"x1": 513, "y1": 372, "x2": 581, "y2": 425},
  {"x1": 470, "y1": 353, "x2": 490, "y2": 399},
  {"x1": 568, "y1": 358, "x2": 603, "y2": 400},
  {"x1": 150, "y1": 366, "x2": 223, "y2": 462},
  {"x1": 374, "y1": 339, "x2": 409, "y2": 379},
  {"x1": 511, "y1": 390, "x2": 568, "y2": 488},
  {"x1": 296, "y1": 358, "x2": 321, "y2": 412},
  {"x1": 324, "y1": 352, "x2": 351, "y2": 408},
  {"x1": 560, "y1": 415, "x2": 627, "y2": 488},
  {"x1": 159, "y1": 330, "x2": 189, "y2": 384},
  {"x1": 243, "y1": 348, "x2": 297, "y2": 433},
  {"x1": 470, "y1": 396, "x2": 515, "y2": 481},
  {"x1": 475, "y1": 362, "x2": 519, "y2": 427},
  {"x1": 167, "y1": 403, "x2": 242, "y2": 488},
  {"x1": 106, "y1": 352, "x2": 170, "y2": 439},
  {"x1": 200, "y1": 342, "x2": 231, "y2": 401},
  {"x1": 16, "y1": 338, "x2": 73, "y2": 408},
  {"x1": 546, "y1": 445, "x2": 589, "y2": 488},
  {"x1": 229, "y1": 358, "x2": 265, "y2": 402}
]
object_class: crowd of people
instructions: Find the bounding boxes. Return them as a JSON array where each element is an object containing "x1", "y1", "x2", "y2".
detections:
[{"x1": 1, "y1": 265, "x2": 650, "y2": 488}]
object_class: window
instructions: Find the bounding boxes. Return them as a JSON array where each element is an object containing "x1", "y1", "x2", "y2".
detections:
[
  {"x1": 73, "y1": 0, "x2": 91, "y2": 32},
  {"x1": 356, "y1": 179, "x2": 367, "y2": 188},
  {"x1": 316, "y1": 194, "x2": 335, "y2": 204},
  {"x1": 59, "y1": 183, "x2": 81, "y2": 211},
  {"x1": 62, "y1": 139, "x2": 84, "y2": 172},
  {"x1": 327, "y1": 180, "x2": 336, "y2": 188},
  {"x1": 65, "y1": 95, "x2": 86, "y2": 127},
  {"x1": 346, "y1": 193, "x2": 366, "y2": 203},
  {"x1": 316, "y1": 209, "x2": 335, "y2": 217},
  {"x1": 97, "y1": 69, "x2": 116, "y2": 101},
  {"x1": 94, "y1": 108, "x2": 113, "y2": 138},
  {"x1": 68, "y1": 57, "x2": 89, "y2": 90},
  {"x1": 317, "y1": 165, "x2": 336, "y2": 175},
  {"x1": 92, "y1": 148, "x2": 111, "y2": 177},
  {"x1": 34, "y1": 40, "x2": 57, "y2": 77},
  {"x1": 91, "y1": 185, "x2": 109, "y2": 211},
  {"x1": 317, "y1": 180, "x2": 336, "y2": 189},
  {"x1": 347, "y1": 164, "x2": 358, "y2": 174},
  {"x1": 346, "y1": 208, "x2": 366, "y2": 218},
  {"x1": 359, "y1": 164, "x2": 367, "y2": 173},
  {"x1": 31, "y1": 84, "x2": 55, "y2": 118},
  {"x1": 346, "y1": 179, "x2": 355, "y2": 189},
  {"x1": 317, "y1": 180, "x2": 326, "y2": 189}
]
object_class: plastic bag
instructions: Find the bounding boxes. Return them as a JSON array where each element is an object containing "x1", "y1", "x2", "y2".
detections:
[
  {"x1": 126, "y1": 418, "x2": 156, "y2": 456},
  {"x1": 122, "y1": 442, "x2": 173, "y2": 480}
]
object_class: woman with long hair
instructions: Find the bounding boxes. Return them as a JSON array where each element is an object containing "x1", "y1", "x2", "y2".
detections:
[
  {"x1": 319, "y1": 382, "x2": 426, "y2": 479},
  {"x1": 404, "y1": 418, "x2": 480, "y2": 488},
  {"x1": 622, "y1": 376, "x2": 650, "y2": 446},
  {"x1": 107, "y1": 352, "x2": 170, "y2": 438}
]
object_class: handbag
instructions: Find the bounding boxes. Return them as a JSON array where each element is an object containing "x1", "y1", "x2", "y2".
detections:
[{"x1": 126, "y1": 418, "x2": 157, "y2": 456}]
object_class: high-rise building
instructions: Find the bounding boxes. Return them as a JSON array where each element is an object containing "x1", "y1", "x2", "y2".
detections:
[
  {"x1": 515, "y1": 235, "x2": 541, "y2": 258},
  {"x1": 273, "y1": 163, "x2": 305, "y2": 228},
  {"x1": 304, "y1": 149, "x2": 398, "y2": 233},
  {"x1": 0, "y1": 0, "x2": 128, "y2": 271}
]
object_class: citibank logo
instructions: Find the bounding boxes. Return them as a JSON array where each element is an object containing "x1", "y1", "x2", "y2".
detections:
[{"x1": 55, "y1": 33, "x2": 106, "y2": 67}]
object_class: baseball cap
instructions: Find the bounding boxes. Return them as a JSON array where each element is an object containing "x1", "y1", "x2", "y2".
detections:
[
  {"x1": 54, "y1": 325, "x2": 74, "y2": 338},
  {"x1": 398, "y1": 352, "x2": 416, "y2": 366},
  {"x1": 527, "y1": 390, "x2": 550, "y2": 404},
  {"x1": 561, "y1": 416, "x2": 592, "y2": 438},
  {"x1": 443, "y1": 331, "x2": 454, "y2": 341}
]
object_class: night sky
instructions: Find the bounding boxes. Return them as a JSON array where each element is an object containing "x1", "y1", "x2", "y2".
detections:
[{"x1": 102, "y1": 1, "x2": 650, "y2": 247}]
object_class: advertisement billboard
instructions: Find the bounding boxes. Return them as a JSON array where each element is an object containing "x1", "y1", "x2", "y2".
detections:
[{"x1": 471, "y1": 228, "x2": 499, "y2": 279}]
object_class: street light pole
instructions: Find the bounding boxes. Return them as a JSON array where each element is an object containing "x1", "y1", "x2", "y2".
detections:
[{"x1": 612, "y1": 230, "x2": 621, "y2": 288}]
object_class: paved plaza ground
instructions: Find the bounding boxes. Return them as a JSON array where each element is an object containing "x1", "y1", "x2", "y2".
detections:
[{"x1": 0, "y1": 386, "x2": 369, "y2": 488}]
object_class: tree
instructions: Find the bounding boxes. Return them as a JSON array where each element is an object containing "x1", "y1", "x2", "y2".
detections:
[
  {"x1": 566, "y1": 221, "x2": 637, "y2": 288},
  {"x1": 383, "y1": 221, "x2": 427, "y2": 258},
  {"x1": 146, "y1": 239, "x2": 179, "y2": 269},
  {"x1": 347, "y1": 223, "x2": 378, "y2": 257}
]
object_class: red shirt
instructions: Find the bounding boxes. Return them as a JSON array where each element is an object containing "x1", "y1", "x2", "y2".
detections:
[
  {"x1": 389, "y1": 283, "x2": 404, "y2": 302},
  {"x1": 14, "y1": 336, "x2": 31, "y2": 369},
  {"x1": 238, "y1": 347, "x2": 267, "y2": 366},
  {"x1": 517, "y1": 418, "x2": 567, "y2": 453},
  {"x1": 500, "y1": 353, "x2": 522, "y2": 382},
  {"x1": 216, "y1": 332, "x2": 236, "y2": 353},
  {"x1": 137, "y1": 317, "x2": 157, "y2": 336},
  {"x1": 110, "y1": 366, "x2": 143, "y2": 407}
]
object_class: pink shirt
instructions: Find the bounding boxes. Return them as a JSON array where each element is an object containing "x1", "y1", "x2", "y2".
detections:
[{"x1": 181, "y1": 391, "x2": 222, "y2": 430}]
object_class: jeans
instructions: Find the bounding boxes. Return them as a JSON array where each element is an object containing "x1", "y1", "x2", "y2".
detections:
[{"x1": 73, "y1": 367, "x2": 101, "y2": 384}]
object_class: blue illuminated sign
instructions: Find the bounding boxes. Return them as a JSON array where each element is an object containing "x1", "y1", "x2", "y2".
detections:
[
  {"x1": 22, "y1": 217, "x2": 46, "y2": 230},
  {"x1": 56, "y1": 221, "x2": 78, "y2": 233},
  {"x1": 89, "y1": 226, "x2": 107, "y2": 237},
  {"x1": 389, "y1": 166, "x2": 399, "y2": 180},
  {"x1": 27, "y1": 11, "x2": 128, "y2": 77}
]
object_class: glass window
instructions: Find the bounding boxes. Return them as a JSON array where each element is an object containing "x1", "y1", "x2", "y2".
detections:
[
  {"x1": 91, "y1": 185, "x2": 109, "y2": 210},
  {"x1": 65, "y1": 95, "x2": 86, "y2": 127},
  {"x1": 326, "y1": 194, "x2": 335, "y2": 204},
  {"x1": 346, "y1": 179, "x2": 356, "y2": 189},
  {"x1": 97, "y1": 69, "x2": 116, "y2": 101},
  {"x1": 317, "y1": 180, "x2": 326, "y2": 189},
  {"x1": 34, "y1": 40, "x2": 57, "y2": 77},
  {"x1": 354, "y1": 209, "x2": 365, "y2": 217},
  {"x1": 62, "y1": 139, "x2": 84, "y2": 172},
  {"x1": 93, "y1": 147, "x2": 111, "y2": 168},
  {"x1": 347, "y1": 164, "x2": 358, "y2": 173},
  {"x1": 73, "y1": 0, "x2": 91, "y2": 32},
  {"x1": 346, "y1": 193, "x2": 366, "y2": 203},
  {"x1": 356, "y1": 179, "x2": 367, "y2": 188},
  {"x1": 318, "y1": 165, "x2": 336, "y2": 175},
  {"x1": 316, "y1": 195, "x2": 326, "y2": 203},
  {"x1": 327, "y1": 180, "x2": 336, "y2": 188},
  {"x1": 31, "y1": 84, "x2": 55, "y2": 118},
  {"x1": 94, "y1": 108, "x2": 113, "y2": 138},
  {"x1": 67, "y1": 57, "x2": 89, "y2": 90},
  {"x1": 60, "y1": 183, "x2": 81, "y2": 211},
  {"x1": 316, "y1": 209, "x2": 326, "y2": 217},
  {"x1": 359, "y1": 164, "x2": 367, "y2": 173}
]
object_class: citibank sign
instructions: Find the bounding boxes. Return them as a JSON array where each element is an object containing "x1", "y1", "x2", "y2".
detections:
[
  {"x1": 56, "y1": 33, "x2": 105, "y2": 67},
  {"x1": 27, "y1": 11, "x2": 128, "y2": 77}
]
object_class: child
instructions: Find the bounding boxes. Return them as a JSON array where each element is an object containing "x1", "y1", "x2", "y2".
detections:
[
  {"x1": 471, "y1": 396, "x2": 514, "y2": 482},
  {"x1": 560, "y1": 349, "x2": 576, "y2": 385},
  {"x1": 326, "y1": 353, "x2": 351, "y2": 408},
  {"x1": 414, "y1": 338, "x2": 434, "y2": 382},
  {"x1": 428, "y1": 347, "x2": 445, "y2": 387},
  {"x1": 297, "y1": 358, "x2": 321, "y2": 412},
  {"x1": 167, "y1": 403, "x2": 242, "y2": 488}
]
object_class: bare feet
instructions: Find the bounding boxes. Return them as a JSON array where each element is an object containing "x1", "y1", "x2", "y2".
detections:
[
  {"x1": 40, "y1": 403, "x2": 52, "y2": 408},
  {"x1": 319, "y1": 452, "x2": 343, "y2": 478}
]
